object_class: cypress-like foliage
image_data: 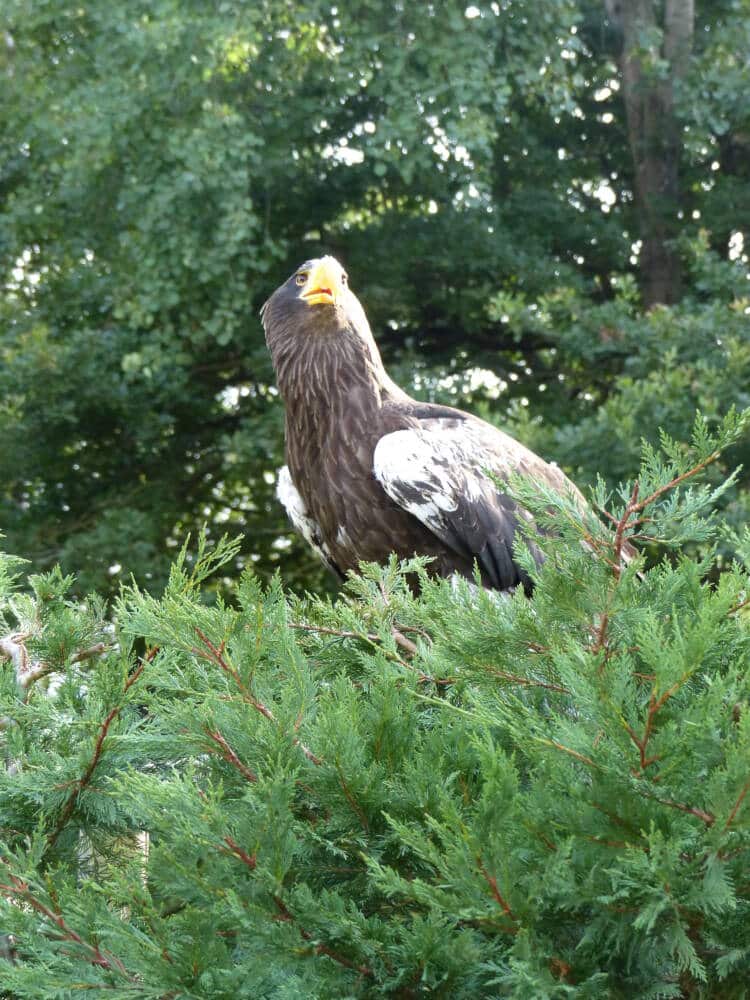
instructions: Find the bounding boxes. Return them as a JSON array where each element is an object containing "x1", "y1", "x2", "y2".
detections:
[{"x1": 1, "y1": 411, "x2": 750, "y2": 998}]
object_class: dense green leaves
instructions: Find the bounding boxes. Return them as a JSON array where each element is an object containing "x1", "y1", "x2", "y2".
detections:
[
  {"x1": 1, "y1": 1, "x2": 749, "y2": 594},
  {"x1": 2, "y1": 423, "x2": 750, "y2": 995}
]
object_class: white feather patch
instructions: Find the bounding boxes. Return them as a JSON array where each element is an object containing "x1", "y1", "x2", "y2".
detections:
[
  {"x1": 276, "y1": 467, "x2": 334, "y2": 566},
  {"x1": 373, "y1": 422, "x2": 500, "y2": 533}
]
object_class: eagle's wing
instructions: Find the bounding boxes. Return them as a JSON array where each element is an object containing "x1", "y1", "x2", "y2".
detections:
[
  {"x1": 276, "y1": 466, "x2": 344, "y2": 578},
  {"x1": 373, "y1": 416, "x2": 576, "y2": 592}
]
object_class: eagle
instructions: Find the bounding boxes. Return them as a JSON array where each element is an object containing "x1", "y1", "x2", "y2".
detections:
[{"x1": 262, "y1": 255, "x2": 587, "y2": 593}]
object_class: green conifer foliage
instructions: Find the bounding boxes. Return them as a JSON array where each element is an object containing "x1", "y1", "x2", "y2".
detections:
[{"x1": 1, "y1": 412, "x2": 750, "y2": 998}]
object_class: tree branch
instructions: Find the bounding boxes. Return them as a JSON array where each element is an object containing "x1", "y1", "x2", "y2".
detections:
[
  {"x1": 205, "y1": 728, "x2": 258, "y2": 783},
  {"x1": 272, "y1": 895, "x2": 374, "y2": 977},
  {"x1": 725, "y1": 777, "x2": 750, "y2": 831},
  {"x1": 218, "y1": 835, "x2": 257, "y2": 870},
  {"x1": 0, "y1": 870, "x2": 134, "y2": 979},
  {"x1": 193, "y1": 629, "x2": 321, "y2": 765},
  {"x1": 46, "y1": 661, "x2": 147, "y2": 850},
  {"x1": 335, "y1": 762, "x2": 369, "y2": 833},
  {"x1": 475, "y1": 855, "x2": 518, "y2": 931}
]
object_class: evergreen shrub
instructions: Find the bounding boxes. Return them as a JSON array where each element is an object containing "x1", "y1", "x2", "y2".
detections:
[{"x1": 1, "y1": 411, "x2": 750, "y2": 998}]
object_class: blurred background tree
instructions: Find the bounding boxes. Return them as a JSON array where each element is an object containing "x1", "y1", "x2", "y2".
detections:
[{"x1": 1, "y1": 0, "x2": 748, "y2": 596}]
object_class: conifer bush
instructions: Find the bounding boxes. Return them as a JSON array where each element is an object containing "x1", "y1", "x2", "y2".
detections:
[{"x1": 1, "y1": 411, "x2": 750, "y2": 998}]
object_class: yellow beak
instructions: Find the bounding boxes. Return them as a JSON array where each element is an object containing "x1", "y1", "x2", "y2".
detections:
[{"x1": 301, "y1": 257, "x2": 341, "y2": 306}]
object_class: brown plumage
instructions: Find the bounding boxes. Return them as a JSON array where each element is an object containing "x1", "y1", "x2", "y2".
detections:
[{"x1": 262, "y1": 255, "x2": 587, "y2": 592}]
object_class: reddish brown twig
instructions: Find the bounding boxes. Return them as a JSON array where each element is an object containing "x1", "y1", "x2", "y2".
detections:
[
  {"x1": 608, "y1": 450, "x2": 722, "y2": 578},
  {"x1": 205, "y1": 729, "x2": 258, "y2": 783},
  {"x1": 611, "y1": 482, "x2": 641, "y2": 576},
  {"x1": 417, "y1": 673, "x2": 456, "y2": 687},
  {"x1": 663, "y1": 799, "x2": 715, "y2": 826},
  {"x1": 289, "y1": 623, "x2": 372, "y2": 642},
  {"x1": 70, "y1": 642, "x2": 109, "y2": 665},
  {"x1": 728, "y1": 596, "x2": 750, "y2": 617},
  {"x1": 540, "y1": 739, "x2": 599, "y2": 770},
  {"x1": 624, "y1": 674, "x2": 690, "y2": 774},
  {"x1": 47, "y1": 705, "x2": 120, "y2": 849},
  {"x1": 725, "y1": 777, "x2": 750, "y2": 831},
  {"x1": 219, "y1": 835, "x2": 257, "y2": 870},
  {"x1": 591, "y1": 802, "x2": 643, "y2": 838},
  {"x1": 587, "y1": 836, "x2": 632, "y2": 850},
  {"x1": 483, "y1": 665, "x2": 570, "y2": 695},
  {"x1": 633, "y1": 451, "x2": 722, "y2": 513},
  {"x1": 640, "y1": 792, "x2": 715, "y2": 827},
  {"x1": 475, "y1": 855, "x2": 518, "y2": 931},
  {"x1": 124, "y1": 660, "x2": 146, "y2": 691},
  {"x1": 272, "y1": 895, "x2": 373, "y2": 977},
  {"x1": 590, "y1": 612, "x2": 610, "y2": 662},
  {"x1": 391, "y1": 628, "x2": 419, "y2": 655},
  {"x1": 193, "y1": 629, "x2": 321, "y2": 765},
  {"x1": 46, "y1": 660, "x2": 147, "y2": 849},
  {"x1": 0, "y1": 871, "x2": 133, "y2": 978}
]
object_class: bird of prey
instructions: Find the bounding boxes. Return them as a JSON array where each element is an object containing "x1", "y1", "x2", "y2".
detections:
[{"x1": 262, "y1": 255, "x2": 587, "y2": 593}]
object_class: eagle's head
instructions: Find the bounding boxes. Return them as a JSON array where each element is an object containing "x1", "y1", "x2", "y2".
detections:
[
  {"x1": 261, "y1": 255, "x2": 372, "y2": 351},
  {"x1": 262, "y1": 255, "x2": 397, "y2": 404}
]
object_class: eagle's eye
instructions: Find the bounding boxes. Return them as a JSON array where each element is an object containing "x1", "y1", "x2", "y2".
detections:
[
  {"x1": 341, "y1": 272, "x2": 348, "y2": 286},
  {"x1": 295, "y1": 272, "x2": 308, "y2": 286}
]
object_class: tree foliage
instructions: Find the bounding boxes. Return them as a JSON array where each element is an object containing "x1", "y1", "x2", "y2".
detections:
[
  {"x1": 1, "y1": 413, "x2": 750, "y2": 996},
  {"x1": 1, "y1": 0, "x2": 749, "y2": 595}
]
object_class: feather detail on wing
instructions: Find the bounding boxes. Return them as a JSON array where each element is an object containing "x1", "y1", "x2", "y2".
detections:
[{"x1": 373, "y1": 417, "x2": 577, "y2": 592}]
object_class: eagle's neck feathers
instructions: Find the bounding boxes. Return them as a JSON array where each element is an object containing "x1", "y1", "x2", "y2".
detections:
[{"x1": 271, "y1": 321, "x2": 404, "y2": 445}]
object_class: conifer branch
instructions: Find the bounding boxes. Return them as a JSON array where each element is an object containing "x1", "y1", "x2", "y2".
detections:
[
  {"x1": 590, "y1": 612, "x2": 609, "y2": 659},
  {"x1": 272, "y1": 894, "x2": 374, "y2": 977},
  {"x1": 0, "y1": 871, "x2": 134, "y2": 979},
  {"x1": 289, "y1": 622, "x2": 381, "y2": 643},
  {"x1": 124, "y1": 660, "x2": 147, "y2": 691},
  {"x1": 538, "y1": 830, "x2": 557, "y2": 852},
  {"x1": 219, "y1": 835, "x2": 257, "y2": 870},
  {"x1": 612, "y1": 481, "x2": 641, "y2": 576},
  {"x1": 378, "y1": 580, "x2": 427, "y2": 654},
  {"x1": 290, "y1": 621, "x2": 461, "y2": 688},
  {"x1": 643, "y1": 793, "x2": 715, "y2": 826},
  {"x1": 625, "y1": 672, "x2": 693, "y2": 773},
  {"x1": 289, "y1": 621, "x2": 417, "y2": 663},
  {"x1": 391, "y1": 628, "x2": 419, "y2": 656},
  {"x1": 549, "y1": 957, "x2": 573, "y2": 982},
  {"x1": 71, "y1": 643, "x2": 109, "y2": 665},
  {"x1": 205, "y1": 728, "x2": 258, "y2": 783},
  {"x1": 538, "y1": 738, "x2": 599, "y2": 770},
  {"x1": 483, "y1": 666, "x2": 570, "y2": 695},
  {"x1": 46, "y1": 661, "x2": 147, "y2": 850},
  {"x1": 587, "y1": 835, "x2": 632, "y2": 850},
  {"x1": 46, "y1": 705, "x2": 121, "y2": 849},
  {"x1": 633, "y1": 450, "x2": 722, "y2": 514},
  {"x1": 608, "y1": 448, "x2": 723, "y2": 577},
  {"x1": 475, "y1": 855, "x2": 518, "y2": 930},
  {"x1": 591, "y1": 802, "x2": 644, "y2": 840},
  {"x1": 725, "y1": 777, "x2": 750, "y2": 831},
  {"x1": 335, "y1": 762, "x2": 369, "y2": 833},
  {"x1": 728, "y1": 595, "x2": 750, "y2": 617},
  {"x1": 193, "y1": 628, "x2": 321, "y2": 765}
]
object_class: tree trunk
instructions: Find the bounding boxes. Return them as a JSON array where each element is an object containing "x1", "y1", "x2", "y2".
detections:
[{"x1": 604, "y1": 0, "x2": 694, "y2": 307}]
